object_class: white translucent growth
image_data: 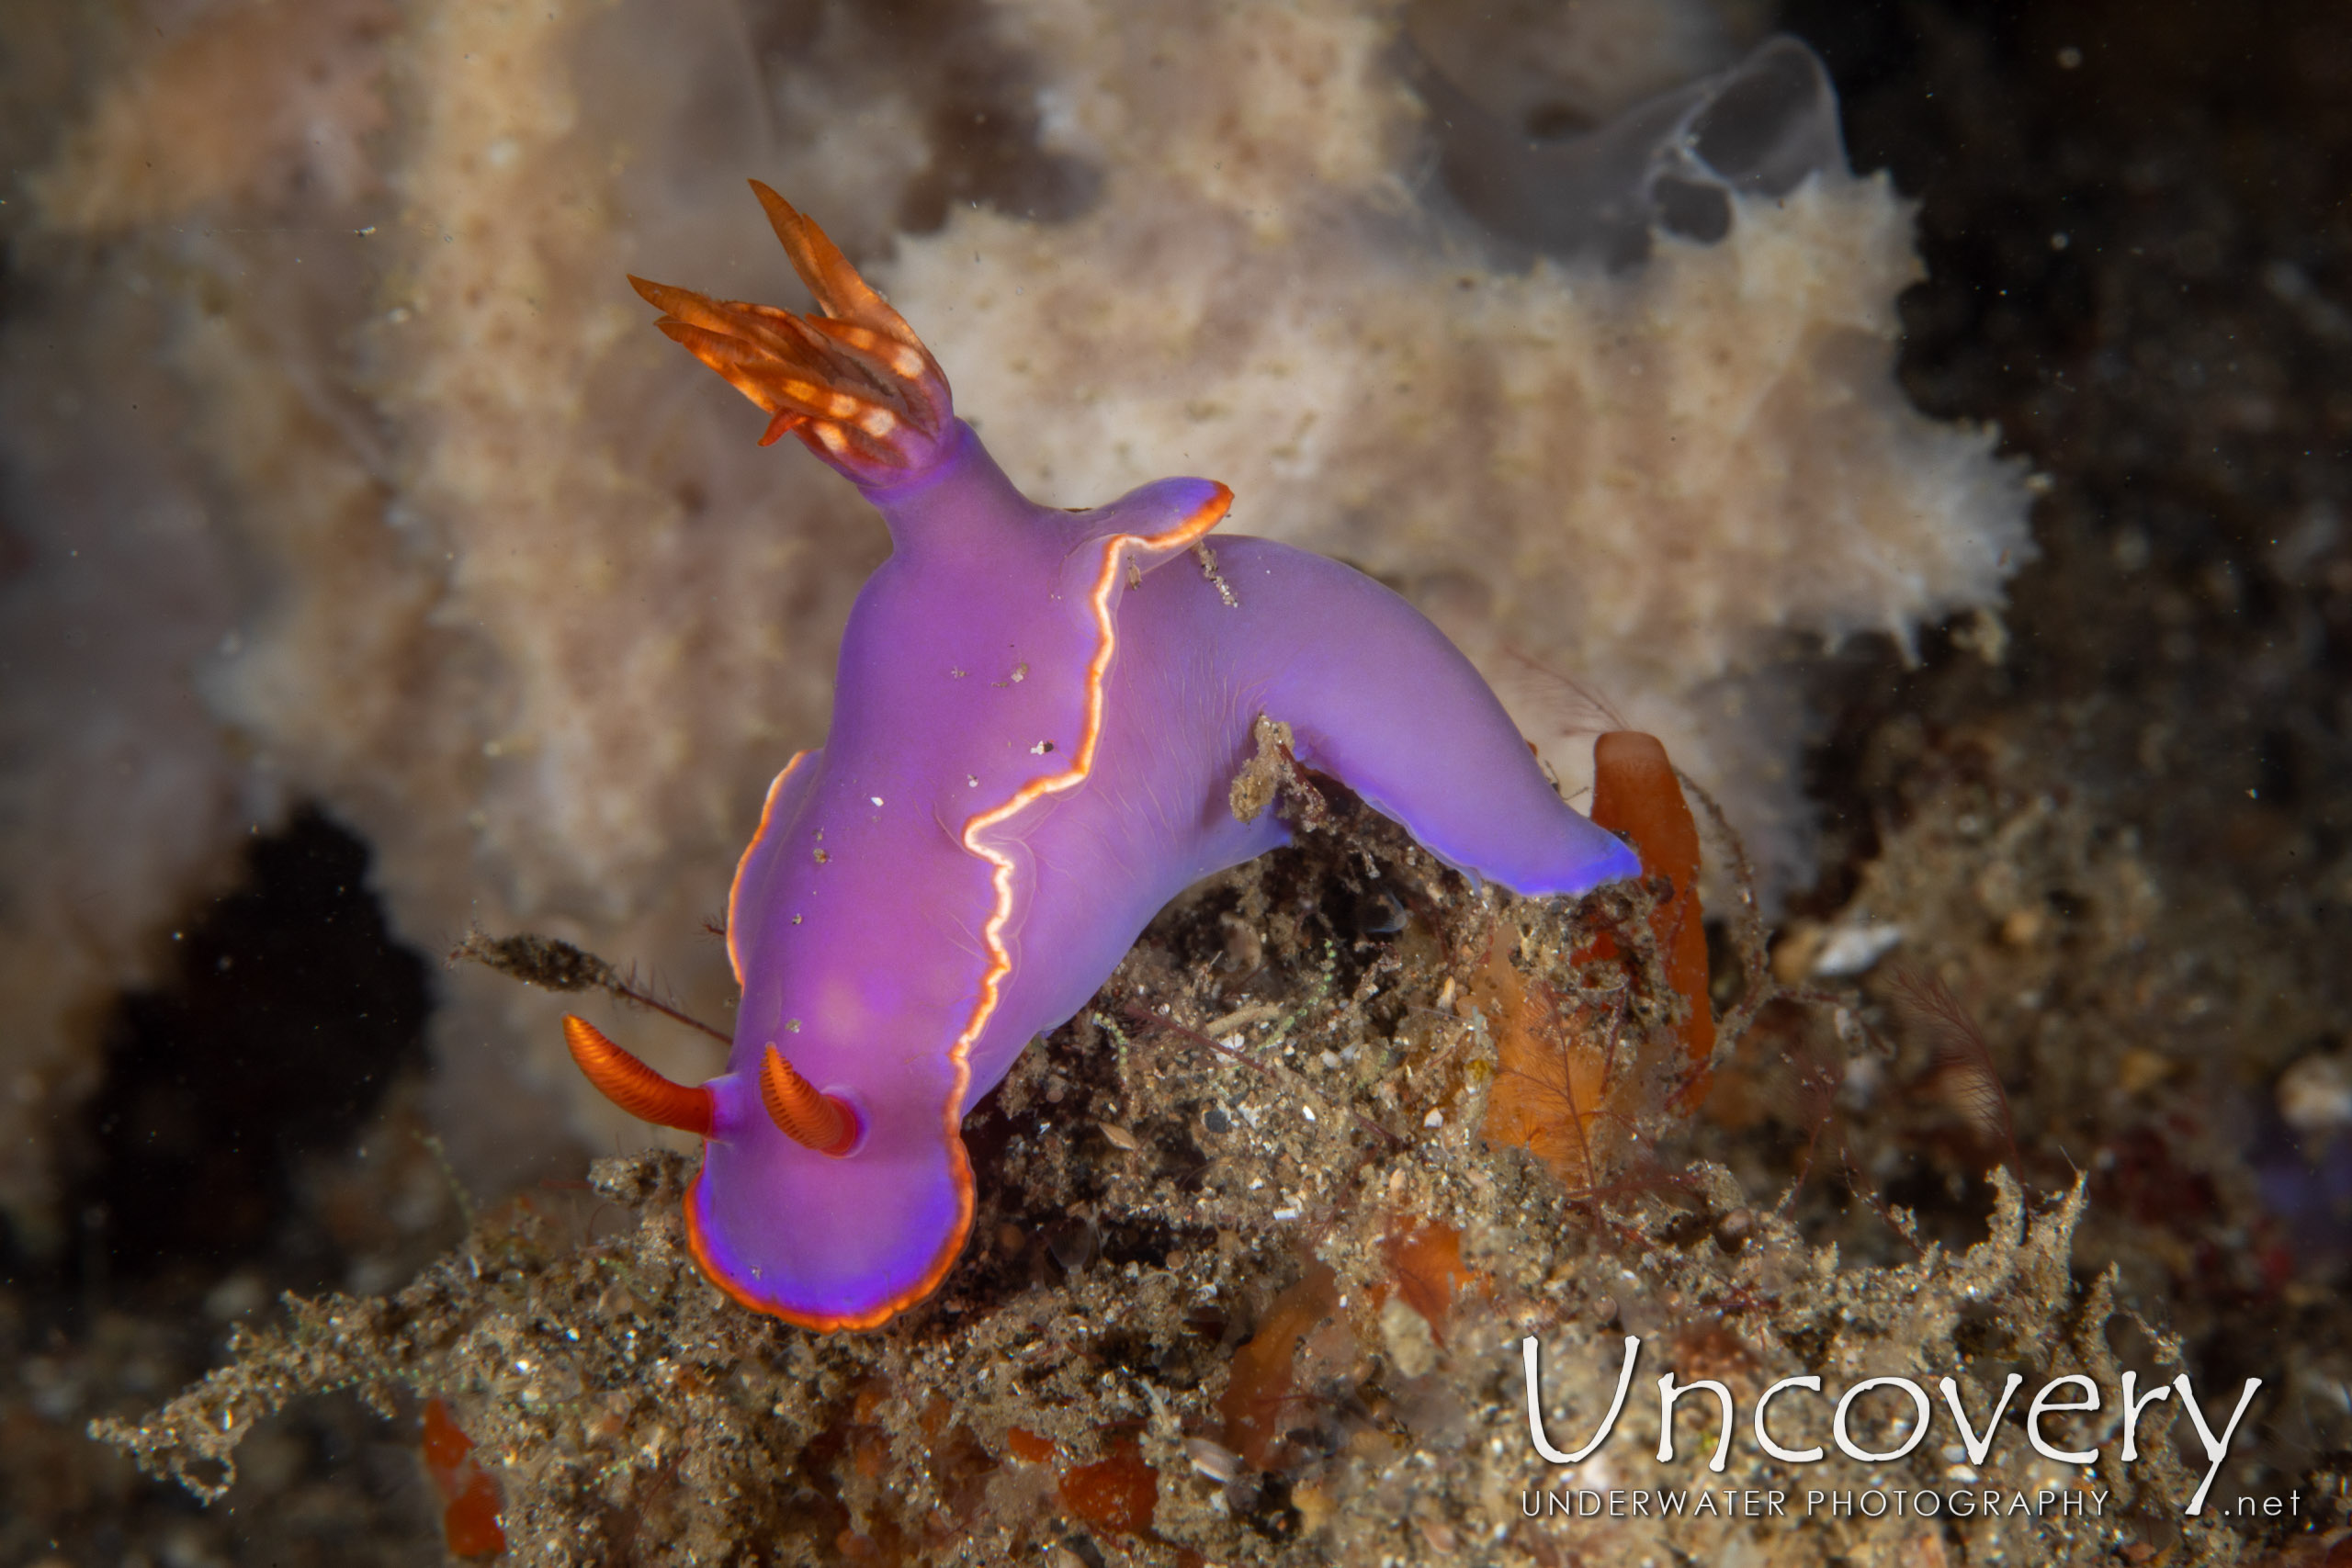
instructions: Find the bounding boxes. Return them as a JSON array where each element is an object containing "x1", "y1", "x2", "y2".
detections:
[{"x1": 1417, "y1": 33, "x2": 1849, "y2": 267}]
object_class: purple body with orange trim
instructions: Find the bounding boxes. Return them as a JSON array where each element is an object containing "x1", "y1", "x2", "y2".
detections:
[{"x1": 609, "y1": 185, "x2": 1639, "y2": 1331}]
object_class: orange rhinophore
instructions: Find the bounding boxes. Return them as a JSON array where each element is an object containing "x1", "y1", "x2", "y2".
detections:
[
  {"x1": 758, "y1": 1044, "x2": 861, "y2": 1156},
  {"x1": 1588, "y1": 730, "x2": 1715, "y2": 1101},
  {"x1": 421, "y1": 1398, "x2": 506, "y2": 1558},
  {"x1": 562, "y1": 1015, "x2": 715, "y2": 1135}
]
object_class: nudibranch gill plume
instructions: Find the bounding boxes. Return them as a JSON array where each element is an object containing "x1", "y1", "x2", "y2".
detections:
[{"x1": 561, "y1": 181, "x2": 1642, "y2": 1331}]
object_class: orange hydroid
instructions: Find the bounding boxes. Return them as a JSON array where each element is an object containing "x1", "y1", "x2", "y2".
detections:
[
  {"x1": 421, "y1": 1398, "x2": 506, "y2": 1559},
  {"x1": 1219, "y1": 1262, "x2": 1340, "y2": 1471},
  {"x1": 1479, "y1": 729, "x2": 1715, "y2": 1189},
  {"x1": 1589, "y1": 730, "x2": 1714, "y2": 1100}
]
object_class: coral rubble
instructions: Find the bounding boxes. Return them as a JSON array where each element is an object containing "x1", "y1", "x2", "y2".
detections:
[{"x1": 98, "y1": 808, "x2": 2210, "y2": 1564}]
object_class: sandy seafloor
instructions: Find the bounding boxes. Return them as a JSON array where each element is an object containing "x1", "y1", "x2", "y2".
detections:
[{"x1": 5, "y1": 0, "x2": 2352, "y2": 1563}]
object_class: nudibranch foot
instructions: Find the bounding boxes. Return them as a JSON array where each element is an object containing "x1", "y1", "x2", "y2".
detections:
[{"x1": 562, "y1": 1015, "x2": 714, "y2": 1136}]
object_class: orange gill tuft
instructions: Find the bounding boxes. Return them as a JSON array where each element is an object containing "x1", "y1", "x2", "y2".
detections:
[{"x1": 626, "y1": 180, "x2": 949, "y2": 476}]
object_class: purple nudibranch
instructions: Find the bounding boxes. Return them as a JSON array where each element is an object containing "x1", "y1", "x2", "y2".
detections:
[{"x1": 565, "y1": 182, "x2": 1641, "y2": 1331}]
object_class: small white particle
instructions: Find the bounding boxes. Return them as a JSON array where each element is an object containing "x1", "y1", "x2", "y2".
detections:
[
  {"x1": 1423, "y1": 1110, "x2": 1444, "y2": 1129},
  {"x1": 1302, "y1": 1105, "x2": 1317, "y2": 1122},
  {"x1": 1811, "y1": 919, "x2": 1904, "y2": 977},
  {"x1": 967, "y1": 774, "x2": 979, "y2": 787},
  {"x1": 870, "y1": 795, "x2": 885, "y2": 807},
  {"x1": 1184, "y1": 1437, "x2": 1241, "y2": 1483}
]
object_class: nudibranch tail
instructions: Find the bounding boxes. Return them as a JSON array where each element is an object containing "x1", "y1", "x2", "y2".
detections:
[
  {"x1": 758, "y1": 1045, "x2": 860, "y2": 1157},
  {"x1": 562, "y1": 1015, "x2": 715, "y2": 1136},
  {"x1": 628, "y1": 182, "x2": 953, "y2": 484}
]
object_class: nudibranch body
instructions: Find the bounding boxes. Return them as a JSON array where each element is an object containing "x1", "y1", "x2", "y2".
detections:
[{"x1": 565, "y1": 183, "x2": 1638, "y2": 1331}]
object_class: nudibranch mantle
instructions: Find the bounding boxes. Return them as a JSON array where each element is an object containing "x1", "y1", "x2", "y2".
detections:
[{"x1": 578, "y1": 182, "x2": 1639, "y2": 1331}]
